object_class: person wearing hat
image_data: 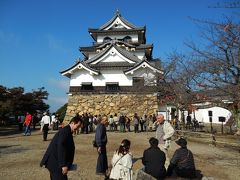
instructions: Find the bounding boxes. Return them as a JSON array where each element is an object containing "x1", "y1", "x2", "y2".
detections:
[
  {"x1": 142, "y1": 137, "x2": 166, "y2": 180},
  {"x1": 166, "y1": 137, "x2": 196, "y2": 178}
]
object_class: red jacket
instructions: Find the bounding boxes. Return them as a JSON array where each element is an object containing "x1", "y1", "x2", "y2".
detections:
[{"x1": 24, "y1": 114, "x2": 32, "y2": 126}]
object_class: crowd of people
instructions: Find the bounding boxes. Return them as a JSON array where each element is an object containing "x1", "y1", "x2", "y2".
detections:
[
  {"x1": 69, "y1": 112, "x2": 161, "y2": 135},
  {"x1": 39, "y1": 113, "x2": 197, "y2": 180}
]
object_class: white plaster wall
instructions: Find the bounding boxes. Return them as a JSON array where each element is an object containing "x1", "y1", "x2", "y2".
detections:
[
  {"x1": 133, "y1": 51, "x2": 145, "y2": 60},
  {"x1": 69, "y1": 66, "x2": 157, "y2": 87},
  {"x1": 97, "y1": 34, "x2": 138, "y2": 43},
  {"x1": 157, "y1": 106, "x2": 174, "y2": 121},
  {"x1": 70, "y1": 70, "x2": 95, "y2": 86},
  {"x1": 70, "y1": 69, "x2": 132, "y2": 86},
  {"x1": 184, "y1": 107, "x2": 232, "y2": 124},
  {"x1": 130, "y1": 68, "x2": 157, "y2": 85},
  {"x1": 88, "y1": 53, "x2": 97, "y2": 59}
]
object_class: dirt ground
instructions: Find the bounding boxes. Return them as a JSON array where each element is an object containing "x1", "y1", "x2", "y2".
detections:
[{"x1": 0, "y1": 125, "x2": 239, "y2": 180}]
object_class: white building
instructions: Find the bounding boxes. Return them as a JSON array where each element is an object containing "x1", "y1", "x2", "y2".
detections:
[{"x1": 60, "y1": 10, "x2": 164, "y2": 120}]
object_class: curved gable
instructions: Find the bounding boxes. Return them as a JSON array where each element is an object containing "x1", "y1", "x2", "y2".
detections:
[
  {"x1": 61, "y1": 61, "x2": 99, "y2": 78},
  {"x1": 90, "y1": 46, "x2": 137, "y2": 65},
  {"x1": 124, "y1": 60, "x2": 163, "y2": 75}
]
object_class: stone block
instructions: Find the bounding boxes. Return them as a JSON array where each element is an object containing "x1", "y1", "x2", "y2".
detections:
[{"x1": 133, "y1": 169, "x2": 156, "y2": 180}]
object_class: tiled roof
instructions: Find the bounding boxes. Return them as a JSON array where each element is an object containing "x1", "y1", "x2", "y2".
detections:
[
  {"x1": 84, "y1": 42, "x2": 142, "y2": 64},
  {"x1": 90, "y1": 62, "x2": 133, "y2": 68},
  {"x1": 136, "y1": 44, "x2": 153, "y2": 49},
  {"x1": 124, "y1": 59, "x2": 163, "y2": 74},
  {"x1": 114, "y1": 45, "x2": 141, "y2": 63},
  {"x1": 60, "y1": 60, "x2": 100, "y2": 78},
  {"x1": 80, "y1": 41, "x2": 153, "y2": 59},
  {"x1": 97, "y1": 40, "x2": 136, "y2": 49},
  {"x1": 80, "y1": 42, "x2": 152, "y2": 54},
  {"x1": 99, "y1": 10, "x2": 138, "y2": 30},
  {"x1": 89, "y1": 27, "x2": 145, "y2": 34}
]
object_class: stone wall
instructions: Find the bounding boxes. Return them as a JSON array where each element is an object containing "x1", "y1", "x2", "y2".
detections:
[{"x1": 64, "y1": 93, "x2": 158, "y2": 122}]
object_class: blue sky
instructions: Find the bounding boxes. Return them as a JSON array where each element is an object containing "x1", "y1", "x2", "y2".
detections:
[{"x1": 0, "y1": 0, "x2": 237, "y2": 112}]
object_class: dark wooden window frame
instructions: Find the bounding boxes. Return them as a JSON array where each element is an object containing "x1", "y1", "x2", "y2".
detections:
[
  {"x1": 106, "y1": 82, "x2": 120, "y2": 91},
  {"x1": 81, "y1": 82, "x2": 93, "y2": 90}
]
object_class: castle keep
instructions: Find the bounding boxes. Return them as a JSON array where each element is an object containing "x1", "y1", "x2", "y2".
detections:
[{"x1": 61, "y1": 11, "x2": 163, "y2": 121}]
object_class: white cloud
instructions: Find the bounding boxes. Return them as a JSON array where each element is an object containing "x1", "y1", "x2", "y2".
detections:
[
  {"x1": 47, "y1": 96, "x2": 68, "y2": 112},
  {"x1": 48, "y1": 78, "x2": 69, "y2": 92},
  {"x1": 48, "y1": 96, "x2": 68, "y2": 104},
  {"x1": 47, "y1": 78, "x2": 70, "y2": 111}
]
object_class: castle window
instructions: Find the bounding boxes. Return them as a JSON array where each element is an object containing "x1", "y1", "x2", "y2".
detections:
[
  {"x1": 103, "y1": 37, "x2": 112, "y2": 43},
  {"x1": 81, "y1": 82, "x2": 93, "y2": 90},
  {"x1": 106, "y1": 82, "x2": 120, "y2": 91},
  {"x1": 133, "y1": 77, "x2": 144, "y2": 87},
  {"x1": 123, "y1": 36, "x2": 132, "y2": 43}
]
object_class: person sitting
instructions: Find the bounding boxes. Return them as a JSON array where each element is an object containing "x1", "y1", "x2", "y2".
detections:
[
  {"x1": 166, "y1": 137, "x2": 196, "y2": 179},
  {"x1": 142, "y1": 137, "x2": 166, "y2": 180},
  {"x1": 109, "y1": 139, "x2": 133, "y2": 180}
]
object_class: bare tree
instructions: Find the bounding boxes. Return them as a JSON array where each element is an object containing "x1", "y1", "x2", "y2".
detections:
[
  {"x1": 185, "y1": 15, "x2": 240, "y2": 134},
  {"x1": 157, "y1": 52, "x2": 202, "y2": 123}
]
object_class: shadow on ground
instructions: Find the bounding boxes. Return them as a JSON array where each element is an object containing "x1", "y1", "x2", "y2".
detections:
[{"x1": 0, "y1": 125, "x2": 40, "y2": 137}]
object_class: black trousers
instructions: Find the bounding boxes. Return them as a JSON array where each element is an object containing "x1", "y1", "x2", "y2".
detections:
[
  {"x1": 49, "y1": 169, "x2": 68, "y2": 180},
  {"x1": 96, "y1": 146, "x2": 108, "y2": 174},
  {"x1": 43, "y1": 124, "x2": 49, "y2": 141}
]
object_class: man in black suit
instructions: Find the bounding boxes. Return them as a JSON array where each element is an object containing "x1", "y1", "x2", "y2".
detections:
[
  {"x1": 142, "y1": 137, "x2": 166, "y2": 180},
  {"x1": 40, "y1": 116, "x2": 82, "y2": 180}
]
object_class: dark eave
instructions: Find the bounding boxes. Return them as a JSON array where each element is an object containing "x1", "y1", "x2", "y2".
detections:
[
  {"x1": 89, "y1": 27, "x2": 145, "y2": 34},
  {"x1": 80, "y1": 41, "x2": 153, "y2": 59},
  {"x1": 88, "y1": 27, "x2": 146, "y2": 42}
]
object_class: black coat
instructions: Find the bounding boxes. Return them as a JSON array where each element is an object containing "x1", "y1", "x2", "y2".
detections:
[
  {"x1": 167, "y1": 147, "x2": 196, "y2": 178},
  {"x1": 40, "y1": 125, "x2": 75, "y2": 172},
  {"x1": 142, "y1": 146, "x2": 166, "y2": 179},
  {"x1": 95, "y1": 123, "x2": 108, "y2": 173}
]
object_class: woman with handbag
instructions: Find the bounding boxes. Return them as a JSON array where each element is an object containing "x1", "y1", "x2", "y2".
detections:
[{"x1": 109, "y1": 139, "x2": 133, "y2": 180}]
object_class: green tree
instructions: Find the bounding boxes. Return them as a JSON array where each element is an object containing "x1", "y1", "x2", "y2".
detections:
[
  {"x1": 56, "y1": 103, "x2": 67, "y2": 123},
  {"x1": 0, "y1": 85, "x2": 49, "y2": 122}
]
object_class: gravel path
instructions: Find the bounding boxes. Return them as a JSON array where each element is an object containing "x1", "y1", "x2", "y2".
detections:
[{"x1": 0, "y1": 126, "x2": 239, "y2": 180}]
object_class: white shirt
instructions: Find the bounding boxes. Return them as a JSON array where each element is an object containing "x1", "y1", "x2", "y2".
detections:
[
  {"x1": 41, "y1": 115, "x2": 51, "y2": 125},
  {"x1": 110, "y1": 152, "x2": 133, "y2": 180},
  {"x1": 51, "y1": 115, "x2": 57, "y2": 124}
]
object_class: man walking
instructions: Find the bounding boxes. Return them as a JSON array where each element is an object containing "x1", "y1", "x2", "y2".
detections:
[
  {"x1": 23, "y1": 112, "x2": 32, "y2": 136},
  {"x1": 40, "y1": 112, "x2": 51, "y2": 141}
]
